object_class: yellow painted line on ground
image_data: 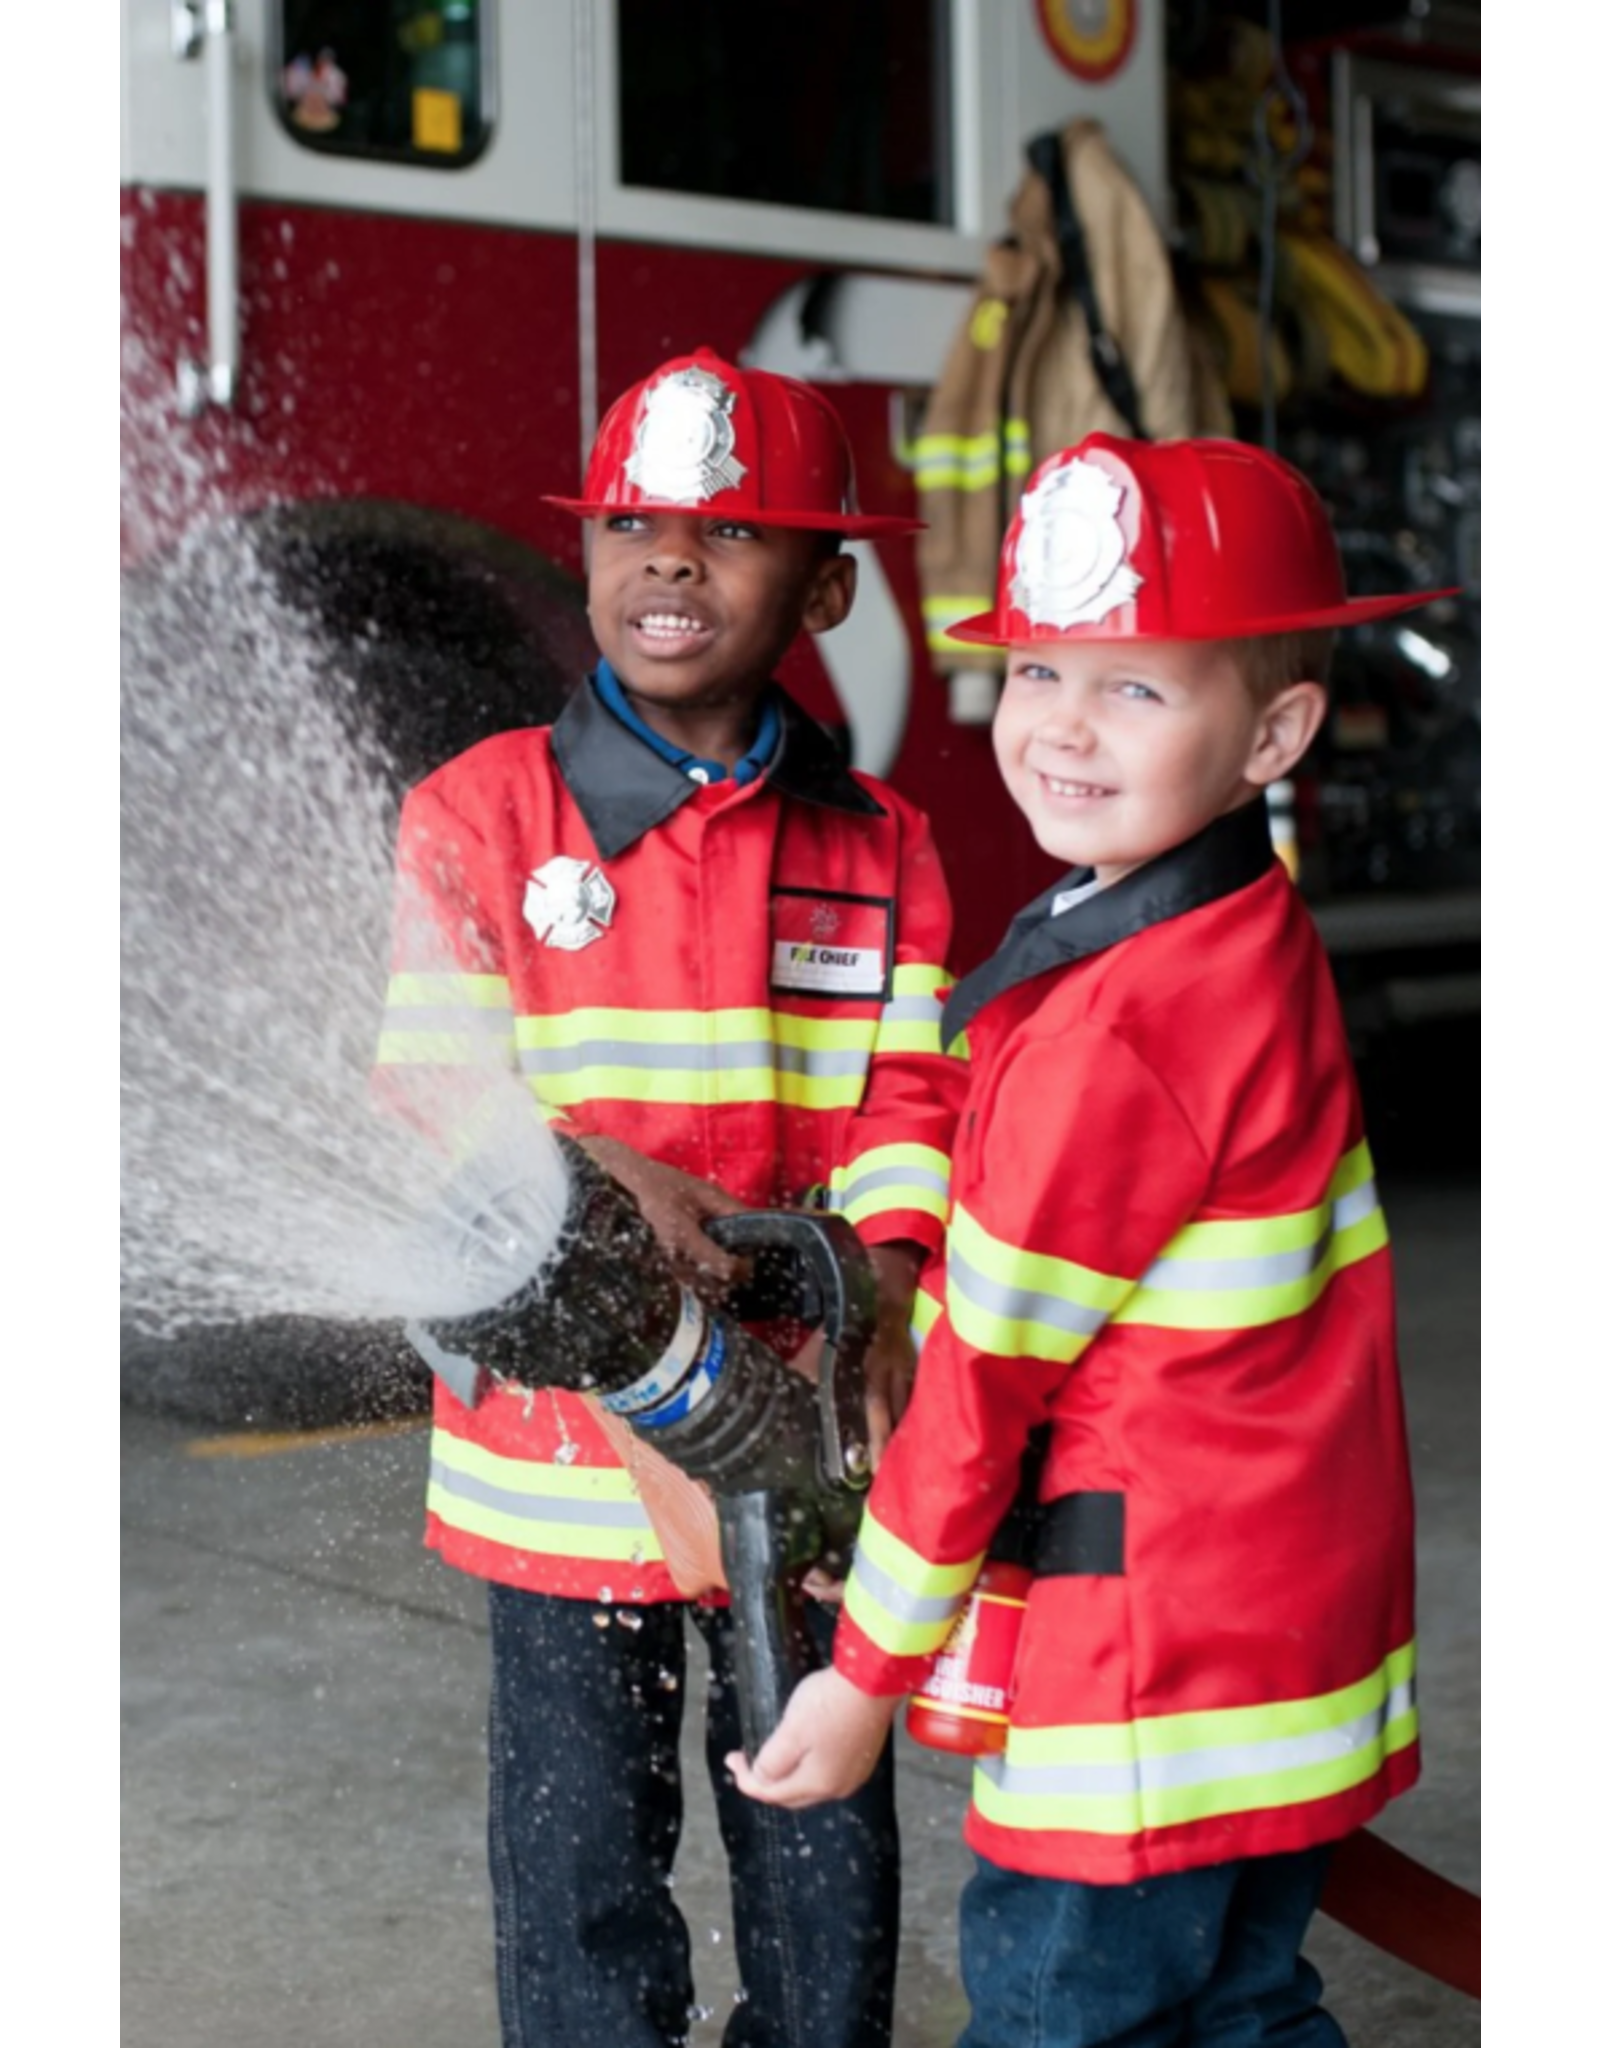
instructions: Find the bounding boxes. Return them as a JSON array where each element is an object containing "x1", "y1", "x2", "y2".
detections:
[{"x1": 186, "y1": 1416, "x2": 430, "y2": 1459}]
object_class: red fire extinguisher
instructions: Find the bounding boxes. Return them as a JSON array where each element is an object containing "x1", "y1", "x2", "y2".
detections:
[{"x1": 905, "y1": 1438, "x2": 1043, "y2": 1756}]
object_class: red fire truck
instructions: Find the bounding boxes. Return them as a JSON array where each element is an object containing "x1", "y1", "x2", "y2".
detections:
[{"x1": 121, "y1": 0, "x2": 1479, "y2": 1001}]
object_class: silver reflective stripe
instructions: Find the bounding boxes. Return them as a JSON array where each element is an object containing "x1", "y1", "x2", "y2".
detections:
[
  {"x1": 774, "y1": 1044, "x2": 872, "y2": 1080},
  {"x1": 948, "y1": 1247, "x2": 1111, "y2": 1341},
  {"x1": 1139, "y1": 1182, "x2": 1381, "y2": 1294},
  {"x1": 976, "y1": 1675, "x2": 1419, "y2": 1801},
  {"x1": 880, "y1": 994, "x2": 945, "y2": 1025},
  {"x1": 429, "y1": 1460, "x2": 654, "y2": 1529},
  {"x1": 838, "y1": 1164, "x2": 951, "y2": 1203},
  {"x1": 850, "y1": 1545, "x2": 972, "y2": 1629},
  {"x1": 515, "y1": 1038, "x2": 870, "y2": 1080}
]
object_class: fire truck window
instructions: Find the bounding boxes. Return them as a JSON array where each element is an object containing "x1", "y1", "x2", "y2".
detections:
[
  {"x1": 274, "y1": 2, "x2": 490, "y2": 167},
  {"x1": 618, "y1": 0, "x2": 952, "y2": 224}
]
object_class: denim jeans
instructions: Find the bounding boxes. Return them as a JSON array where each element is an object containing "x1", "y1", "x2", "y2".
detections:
[
  {"x1": 487, "y1": 1583, "x2": 899, "y2": 2048},
  {"x1": 956, "y1": 1844, "x2": 1347, "y2": 2048}
]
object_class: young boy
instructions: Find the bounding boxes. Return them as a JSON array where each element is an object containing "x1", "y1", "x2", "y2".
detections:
[
  {"x1": 729, "y1": 434, "x2": 1456, "y2": 2047},
  {"x1": 376, "y1": 349, "x2": 967, "y2": 2048}
]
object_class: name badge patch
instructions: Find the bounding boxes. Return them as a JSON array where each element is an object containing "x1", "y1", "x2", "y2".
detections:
[{"x1": 770, "y1": 889, "x2": 893, "y2": 999}]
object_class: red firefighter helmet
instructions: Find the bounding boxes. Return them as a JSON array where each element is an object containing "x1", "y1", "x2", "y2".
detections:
[
  {"x1": 545, "y1": 347, "x2": 923, "y2": 538},
  {"x1": 946, "y1": 433, "x2": 1457, "y2": 645}
]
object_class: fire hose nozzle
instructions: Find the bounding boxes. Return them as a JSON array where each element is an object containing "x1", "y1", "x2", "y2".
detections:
[{"x1": 407, "y1": 1135, "x2": 878, "y2": 1749}]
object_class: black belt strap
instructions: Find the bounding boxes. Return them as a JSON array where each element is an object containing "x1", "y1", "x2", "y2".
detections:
[
  {"x1": 1024, "y1": 130, "x2": 1149, "y2": 441},
  {"x1": 1034, "y1": 1491, "x2": 1126, "y2": 1577}
]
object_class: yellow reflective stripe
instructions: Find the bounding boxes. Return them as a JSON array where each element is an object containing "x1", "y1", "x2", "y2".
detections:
[
  {"x1": 922, "y1": 595, "x2": 995, "y2": 653},
  {"x1": 1118, "y1": 1146, "x2": 1388, "y2": 1331},
  {"x1": 947, "y1": 1205, "x2": 1133, "y2": 1363},
  {"x1": 830, "y1": 1142, "x2": 952, "y2": 1228},
  {"x1": 385, "y1": 972, "x2": 512, "y2": 1010},
  {"x1": 968, "y1": 296, "x2": 1009, "y2": 350},
  {"x1": 889, "y1": 963, "x2": 955, "y2": 998},
  {"x1": 515, "y1": 1006, "x2": 874, "y2": 1110},
  {"x1": 879, "y1": 963, "x2": 960, "y2": 1058},
  {"x1": 911, "y1": 1286, "x2": 942, "y2": 1344},
  {"x1": 428, "y1": 1429, "x2": 666, "y2": 1565},
  {"x1": 973, "y1": 1644, "x2": 1419, "y2": 1837},
  {"x1": 910, "y1": 421, "x2": 1033, "y2": 489},
  {"x1": 910, "y1": 430, "x2": 1000, "y2": 490},
  {"x1": 541, "y1": 1008, "x2": 854, "y2": 1047},
  {"x1": 875, "y1": 1018, "x2": 949, "y2": 1056},
  {"x1": 527, "y1": 1066, "x2": 864, "y2": 1110},
  {"x1": 843, "y1": 1505, "x2": 984, "y2": 1659},
  {"x1": 376, "y1": 1029, "x2": 514, "y2": 1067},
  {"x1": 517, "y1": 1008, "x2": 876, "y2": 1053}
]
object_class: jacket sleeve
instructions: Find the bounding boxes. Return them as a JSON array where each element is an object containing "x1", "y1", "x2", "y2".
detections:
[
  {"x1": 833, "y1": 1022, "x2": 1212, "y2": 1695},
  {"x1": 371, "y1": 772, "x2": 563, "y2": 1152},
  {"x1": 824, "y1": 801, "x2": 968, "y2": 1259}
]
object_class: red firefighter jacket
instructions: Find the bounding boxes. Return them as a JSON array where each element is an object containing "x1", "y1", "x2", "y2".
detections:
[
  {"x1": 377, "y1": 678, "x2": 966, "y2": 1600},
  {"x1": 835, "y1": 800, "x2": 1419, "y2": 1882}
]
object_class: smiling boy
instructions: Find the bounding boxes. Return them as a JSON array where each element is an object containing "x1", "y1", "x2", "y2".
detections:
[
  {"x1": 730, "y1": 435, "x2": 1457, "y2": 2048},
  {"x1": 378, "y1": 350, "x2": 967, "y2": 2048}
]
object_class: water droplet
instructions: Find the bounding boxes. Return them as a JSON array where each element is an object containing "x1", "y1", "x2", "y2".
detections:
[
  {"x1": 554, "y1": 1440, "x2": 579, "y2": 1466},
  {"x1": 597, "y1": 1586, "x2": 613, "y2": 1603},
  {"x1": 616, "y1": 1608, "x2": 643, "y2": 1632},
  {"x1": 591, "y1": 1611, "x2": 612, "y2": 1630}
]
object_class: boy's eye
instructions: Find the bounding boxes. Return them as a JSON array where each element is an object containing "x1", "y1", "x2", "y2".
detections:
[
  {"x1": 1116, "y1": 680, "x2": 1161, "y2": 702},
  {"x1": 1010, "y1": 662, "x2": 1058, "y2": 684},
  {"x1": 605, "y1": 513, "x2": 648, "y2": 534},
  {"x1": 708, "y1": 520, "x2": 761, "y2": 541}
]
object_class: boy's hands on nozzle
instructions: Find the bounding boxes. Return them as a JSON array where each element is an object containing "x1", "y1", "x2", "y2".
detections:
[
  {"x1": 725, "y1": 1666, "x2": 900, "y2": 1809},
  {"x1": 577, "y1": 1136, "x2": 751, "y2": 1297},
  {"x1": 863, "y1": 1242, "x2": 923, "y2": 1465}
]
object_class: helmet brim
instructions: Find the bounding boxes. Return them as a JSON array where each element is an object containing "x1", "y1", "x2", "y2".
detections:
[
  {"x1": 543, "y1": 494, "x2": 925, "y2": 539},
  {"x1": 944, "y1": 586, "x2": 1462, "y2": 647}
]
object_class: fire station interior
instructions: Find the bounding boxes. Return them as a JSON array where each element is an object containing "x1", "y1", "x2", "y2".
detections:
[{"x1": 121, "y1": 4, "x2": 1482, "y2": 2044}]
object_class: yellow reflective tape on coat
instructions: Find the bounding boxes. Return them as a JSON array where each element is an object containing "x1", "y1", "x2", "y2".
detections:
[
  {"x1": 842, "y1": 1505, "x2": 985, "y2": 1659},
  {"x1": 973, "y1": 1643, "x2": 1418, "y2": 1837},
  {"x1": 514, "y1": 1005, "x2": 873, "y2": 1112},
  {"x1": 1117, "y1": 1146, "x2": 1389, "y2": 1332},
  {"x1": 923, "y1": 596, "x2": 999, "y2": 655},
  {"x1": 910, "y1": 431, "x2": 1000, "y2": 491},
  {"x1": 876, "y1": 963, "x2": 962, "y2": 1059},
  {"x1": 946, "y1": 1206, "x2": 1134, "y2": 1363},
  {"x1": 428, "y1": 1429, "x2": 666, "y2": 1565},
  {"x1": 829, "y1": 1142, "x2": 952, "y2": 1229}
]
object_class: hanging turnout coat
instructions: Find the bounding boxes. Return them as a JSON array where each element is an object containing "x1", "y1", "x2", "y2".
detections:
[
  {"x1": 914, "y1": 118, "x2": 1233, "y2": 672},
  {"x1": 376, "y1": 678, "x2": 968, "y2": 1602},
  {"x1": 834, "y1": 801, "x2": 1420, "y2": 1883}
]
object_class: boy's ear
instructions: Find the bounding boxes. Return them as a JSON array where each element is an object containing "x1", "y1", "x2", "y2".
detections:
[
  {"x1": 801, "y1": 551, "x2": 857, "y2": 636},
  {"x1": 1244, "y1": 680, "x2": 1327, "y2": 787}
]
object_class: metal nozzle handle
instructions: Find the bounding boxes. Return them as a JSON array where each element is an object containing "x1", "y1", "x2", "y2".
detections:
[{"x1": 703, "y1": 1210, "x2": 876, "y2": 1489}]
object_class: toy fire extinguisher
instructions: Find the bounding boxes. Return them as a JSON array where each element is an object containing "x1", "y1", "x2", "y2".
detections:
[{"x1": 905, "y1": 1435, "x2": 1045, "y2": 1756}]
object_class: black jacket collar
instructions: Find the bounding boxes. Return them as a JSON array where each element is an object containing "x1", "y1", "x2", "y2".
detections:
[
  {"x1": 552, "y1": 675, "x2": 884, "y2": 860},
  {"x1": 941, "y1": 798, "x2": 1277, "y2": 1049}
]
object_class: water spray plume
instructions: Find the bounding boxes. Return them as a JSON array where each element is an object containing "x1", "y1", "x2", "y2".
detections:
[{"x1": 120, "y1": 514, "x2": 568, "y2": 1339}]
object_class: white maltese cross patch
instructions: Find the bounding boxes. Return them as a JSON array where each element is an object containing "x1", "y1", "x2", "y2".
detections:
[{"x1": 523, "y1": 855, "x2": 617, "y2": 951}]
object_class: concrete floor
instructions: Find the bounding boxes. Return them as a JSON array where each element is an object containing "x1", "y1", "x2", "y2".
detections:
[{"x1": 122, "y1": 1169, "x2": 1479, "y2": 2048}]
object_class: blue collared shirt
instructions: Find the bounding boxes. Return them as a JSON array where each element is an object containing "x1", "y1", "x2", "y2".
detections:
[{"x1": 594, "y1": 660, "x2": 781, "y2": 788}]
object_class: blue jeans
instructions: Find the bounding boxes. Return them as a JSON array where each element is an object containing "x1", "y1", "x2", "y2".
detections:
[
  {"x1": 487, "y1": 1583, "x2": 899, "y2": 2048},
  {"x1": 956, "y1": 1845, "x2": 1347, "y2": 2048}
]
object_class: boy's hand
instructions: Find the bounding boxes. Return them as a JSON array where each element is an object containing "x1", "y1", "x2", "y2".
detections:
[
  {"x1": 577, "y1": 1136, "x2": 750, "y2": 1296},
  {"x1": 863, "y1": 1242, "x2": 924, "y2": 1465},
  {"x1": 725, "y1": 1666, "x2": 899, "y2": 1809}
]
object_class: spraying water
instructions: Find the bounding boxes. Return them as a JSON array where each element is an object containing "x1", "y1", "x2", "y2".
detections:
[{"x1": 121, "y1": 479, "x2": 571, "y2": 1351}]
